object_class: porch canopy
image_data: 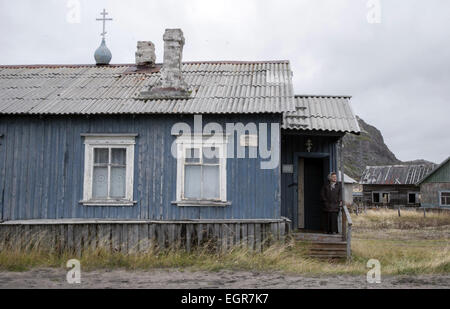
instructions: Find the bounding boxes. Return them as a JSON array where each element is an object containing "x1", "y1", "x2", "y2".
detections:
[
  {"x1": 282, "y1": 95, "x2": 360, "y2": 134},
  {"x1": 280, "y1": 95, "x2": 360, "y2": 231}
]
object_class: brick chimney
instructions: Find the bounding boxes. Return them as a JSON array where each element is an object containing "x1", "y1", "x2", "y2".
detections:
[
  {"x1": 135, "y1": 41, "x2": 156, "y2": 67},
  {"x1": 138, "y1": 29, "x2": 190, "y2": 99},
  {"x1": 160, "y1": 29, "x2": 188, "y2": 89}
]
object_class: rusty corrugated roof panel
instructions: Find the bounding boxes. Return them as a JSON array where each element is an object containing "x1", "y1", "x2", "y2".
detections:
[
  {"x1": 282, "y1": 95, "x2": 360, "y2": 134},
  {"x1": 360, "y1": 164, "x2": 437, "y2": 185},
  {"x1": 0, "y1": 61, "x2": 295, "y2": 115}
]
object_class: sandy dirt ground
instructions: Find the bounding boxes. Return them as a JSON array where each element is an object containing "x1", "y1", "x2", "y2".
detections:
[{"x1": 0, "y1": 268, "x2": 449, "y2": 289}]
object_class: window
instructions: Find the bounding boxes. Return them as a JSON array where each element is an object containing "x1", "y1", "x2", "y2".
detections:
[
  {"x1": 81, "y1": 135, "x2": 136, "y2": 206},
  {"x1": 440, "y1": 191, "x2": 450, "y2": 206},
  {"x1": 408, "y1": 192, "x2": 419, "y2": 204},
  {"x1": 372, "y1": 192, "x2": 390, "y2": 204},
  {"x1": 174, "y1": 135, "x2": 228, "y2": 206},
  {"x1": 373, "y1": 192, "x2": 380, "y2": 203}
]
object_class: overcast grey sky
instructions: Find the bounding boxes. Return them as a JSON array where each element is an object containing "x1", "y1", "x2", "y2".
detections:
[{"x1": 1, "y1": 0, "x2": 449, "y2": 164}]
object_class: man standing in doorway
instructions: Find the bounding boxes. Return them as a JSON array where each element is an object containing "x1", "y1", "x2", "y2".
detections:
[{"x1": 320, "y1": 172, "x2": 342, "y2": 234}]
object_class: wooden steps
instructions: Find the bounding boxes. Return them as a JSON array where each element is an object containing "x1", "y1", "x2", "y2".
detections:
[
  {"x1": 293, "y1": 232, "x2": 348, "y2": 259},
  {"x1": 294, "y1": 233, "x2": 342, "y2": 243},
  {"x1": 308, "y1": 241, "x2": 347, "y2": 259}
]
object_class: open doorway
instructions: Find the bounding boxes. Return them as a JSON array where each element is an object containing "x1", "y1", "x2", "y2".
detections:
[{"x1": 297, "y1": 156, "x2": 329, "y2": 231}]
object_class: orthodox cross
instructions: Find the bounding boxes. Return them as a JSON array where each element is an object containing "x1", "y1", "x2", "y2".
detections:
[{"x1": 96, "y1": 9, "x2": 113, "y2": 39}]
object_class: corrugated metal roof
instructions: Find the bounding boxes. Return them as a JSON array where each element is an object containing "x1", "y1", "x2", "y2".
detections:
[
  {"x1": 0, "y1": 61, "x2": 295, "y2": 115},
  {"x1": 282, "y1": 95, "x2": 360, "y2": 134},
  {"x1": 338, "y1": 172, "x2": 358, "y2": 184},
  {"x1": 360, "y1": 164, "x2": 437, "y2": 185}
]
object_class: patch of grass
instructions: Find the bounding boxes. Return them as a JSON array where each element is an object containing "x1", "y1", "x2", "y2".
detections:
[
  {"x1": 350, "y1": 209, "x2": 450, "y2": 275},
  {"x1": 0, "y1": 248, "x2": 64, "y2": 271},
  {"x1": 1, "y1": 210, "x2": 449, "y2": 275},
  {"x1": 353, "y1": 209, "x2": 450, "y2": 230},
  {"x1": 351, "y1": 238, "x2": 449, "y2": 275},
  {"x1": 0, "y1": 239, "x2": 356, "y2": 274}
]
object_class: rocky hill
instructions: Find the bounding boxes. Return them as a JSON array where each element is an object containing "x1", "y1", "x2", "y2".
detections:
[{"x1": 342, "y1": 117, "x2": 434, "y2": 181}]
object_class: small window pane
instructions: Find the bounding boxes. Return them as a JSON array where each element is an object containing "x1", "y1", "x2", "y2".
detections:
[
  {"x1": 442, "y1": 193, "x2": 450, "y2": 206},
  {"x1": 185, "y1": 148, "x2": 200, "y2": 164},
  {"x1": 203, "y1": 165, "x2": 220, "y2": 199},
  {"x1": 203, "y1": 147, "x2": 219, "y2": 164},
  {"x1": 93, "y1": 167, "x2": 108, "y2": 198},
  {"x1": 408, "y1": 193, "x2": 416, "y2": 204},
  {"x1": 111, "y1": 148, "x2": 126, "y2": 165},
  {"x1": 94, "y1": 148, "x2": 109, "y2": 164},
  {"x1": 185, "y1": 166, "x2": 201, "y2": 198},
  {"x1": 110, "y1": 167, "x2": 126, "y2": 198}
]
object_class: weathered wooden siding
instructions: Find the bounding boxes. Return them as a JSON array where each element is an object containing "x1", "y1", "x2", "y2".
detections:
[
  {"x1": 420, "y1": 182, "x2": 450, "y2": 208},
  {"x1": 423, "y1": 160, "x2": 450, "y2": 183},
  {"x1": 0, "y1": 219, "x2": 291, "y2": 253},
  {"x1": 280, "y1": 132, "x2": 339, "y2": 229},
  {"x1": 0, "y1": 114, "x2": 281, "y2": 221},
  {"x1": 362, "y1": 184, "x2": 421, "y2": 207},
  {"x1": 419, "y1": 158, "x2": 450, "y2": 208}
]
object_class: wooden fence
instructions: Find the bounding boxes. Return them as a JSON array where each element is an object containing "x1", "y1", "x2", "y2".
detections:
[{"x1": 0, "y1": 218, "x2": 291, "y2": 255}]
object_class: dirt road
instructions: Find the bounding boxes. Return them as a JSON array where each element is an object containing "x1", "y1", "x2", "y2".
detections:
[{"x1": 0, "y1": 268, "x2": 448, "y2": 289}]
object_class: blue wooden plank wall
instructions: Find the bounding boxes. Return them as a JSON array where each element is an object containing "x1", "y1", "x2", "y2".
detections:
[
  {"x1": 280, "y1": 132, "x2": 339, "y2": 229},
  {"x1": 0, "y1": 114, "x2": 282, "y2": 221}
]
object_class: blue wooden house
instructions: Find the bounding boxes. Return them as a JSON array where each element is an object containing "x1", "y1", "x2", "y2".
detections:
[{"x1": 0, "y1": 29, "x2": 359, "y2": 255}]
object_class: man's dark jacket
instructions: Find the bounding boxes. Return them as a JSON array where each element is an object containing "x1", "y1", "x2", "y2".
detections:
[{"x1": 320, "y1": 182, "x2": 342, "y2": 212}]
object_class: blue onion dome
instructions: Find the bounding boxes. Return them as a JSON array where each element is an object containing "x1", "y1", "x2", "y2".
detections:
[{"x1": 94, "y1": 38, "x2": 112, "y2": 65}]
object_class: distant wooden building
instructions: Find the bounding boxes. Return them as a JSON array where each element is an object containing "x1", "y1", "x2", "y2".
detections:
[
  {"x1": 360, "y1": 164, "x2": 436, "y2": 207},
  {"x1": 417, "y1": 157, "x2": 450, "y2": 208},
  {"x1": 338, "y1": 172, "x2": 358, "y2": 206}
]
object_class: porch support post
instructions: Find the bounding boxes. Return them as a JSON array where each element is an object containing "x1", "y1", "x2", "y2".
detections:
[
  {"x1": 339, "y1": 138, "x2": 345, "y2": 206},
  {"x1": 338, "y1": 138, "x2": 345, "y2": 235}
]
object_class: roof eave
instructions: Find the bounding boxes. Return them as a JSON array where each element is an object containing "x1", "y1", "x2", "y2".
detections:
[{"x1": 416, "y1": 156, "x2": 450, "y2": 185}]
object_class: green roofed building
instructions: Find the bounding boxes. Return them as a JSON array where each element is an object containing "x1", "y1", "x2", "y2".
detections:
[{"x1": 417, "y1": 157, "x2": 450, "y2": 208}]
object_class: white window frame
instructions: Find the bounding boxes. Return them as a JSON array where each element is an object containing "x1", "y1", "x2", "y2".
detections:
[
  {"x1": 174, "y1": 134, "x2": 229, "y2": 207},
  {"x1": 81, "y1": 135, "x2": 136, "y2": 206},
  {"x1": 439, "y1": 191, "x2": 450, "y2": 207}
]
